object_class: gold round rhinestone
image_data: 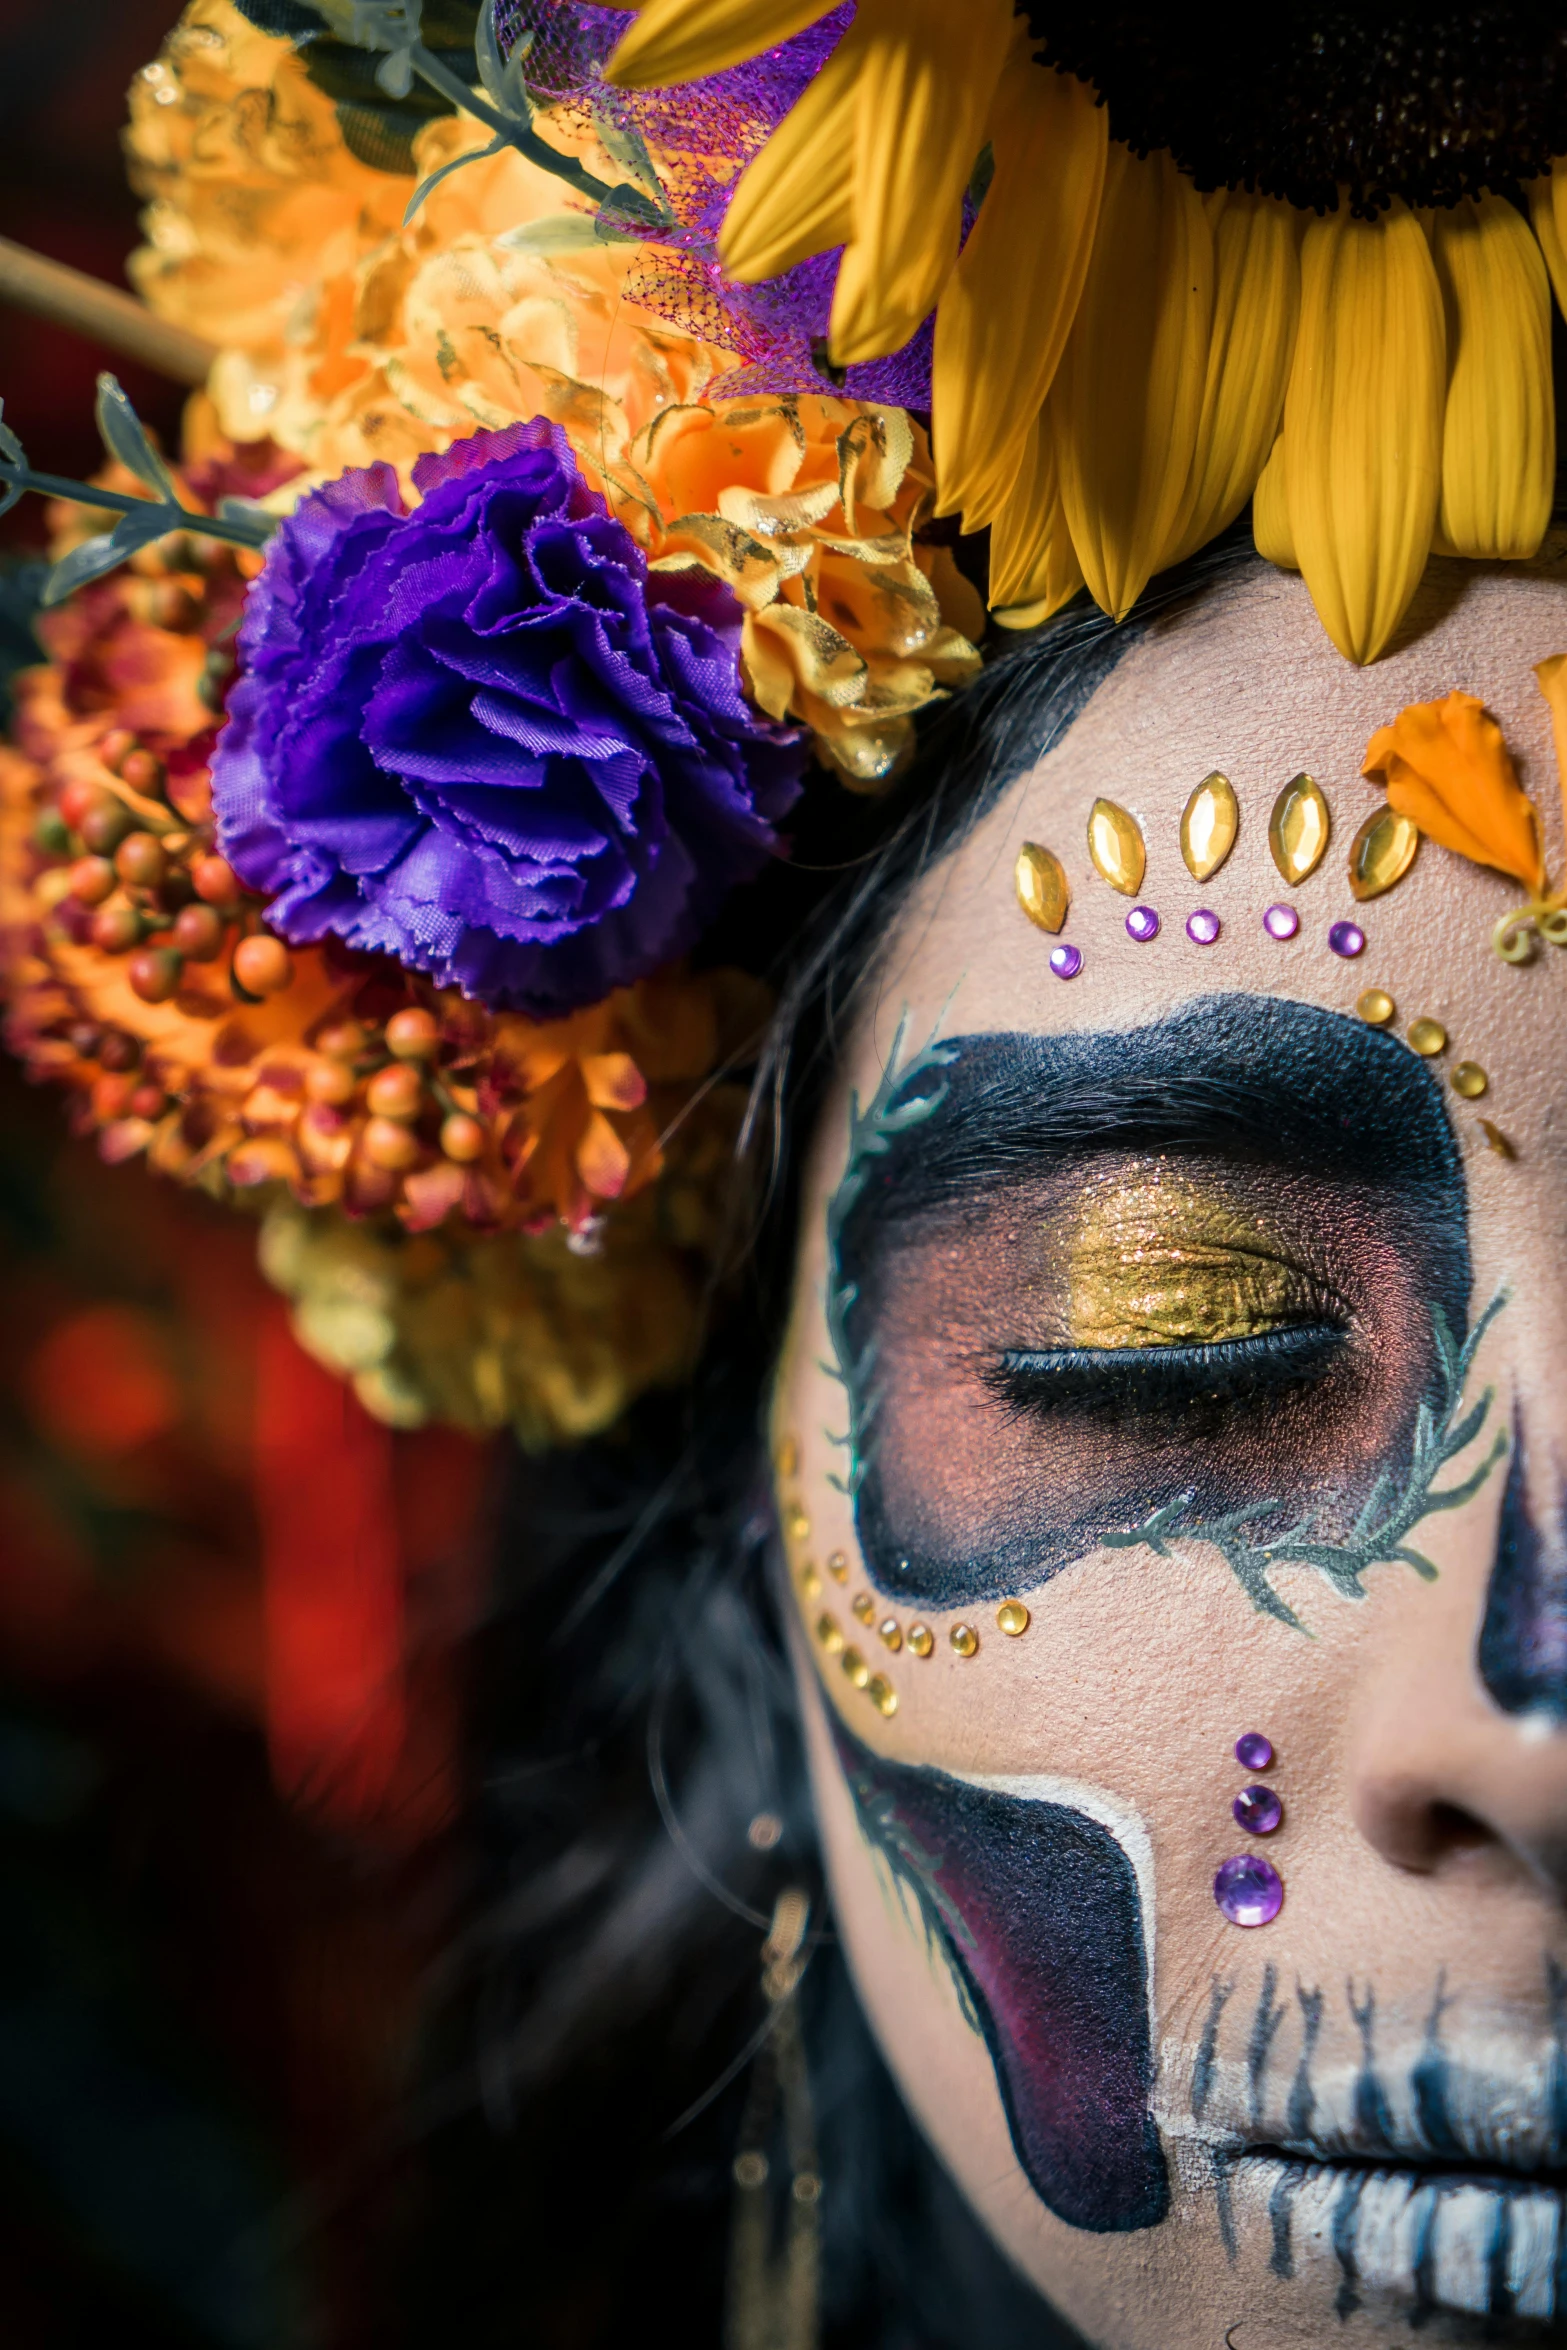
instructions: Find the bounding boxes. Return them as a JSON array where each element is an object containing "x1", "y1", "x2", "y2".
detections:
[
  {"x1": 878, "y1": 1617, "x2": 903, "y2": 1651},
  {"x1": 906, "y1": 1623, "x2": 934, "y2": 1658},
  {"x1": 996, "y1": 1600, "x2": 1031, "y2": 1637},
  {"x1": 841, "y1": 1645, "x2": 870, "y2": 1690},
  {"x1": 800, "y1": 1567, "x2": 822, "y2": 1600},
  {"x1": 787, "y1": 1507, "x2": 811, "y2": 1541},
  {"x1": 826, "y1": 1551, "x2": 849, "y2": 1583},
  {"x1": 1451, "y1": 1061, "x2": 1488, "y2": 1099},
  {"x1": 866, "y1": 1675, "x2": 898, "y2": 1718},
  {"x1": 815, "y1": 1613, "x2": 843, "y2": 1655},
  {"x1": 949, "y1": 1623, "x2": 979, "y2": 1658},
  {"x1": 1408, "y1": 1018, "x2": 1448, "y2": 1056},
  {"x1": 1356, "y1": 987, "x2": 1396, "y2": 1027},
  {"x1": 775, "y1": 1434, "x2": 799, "y2": 1479},
  {"x1": 851, "y1": 1591, "x2": 875, "y2": 1623}
]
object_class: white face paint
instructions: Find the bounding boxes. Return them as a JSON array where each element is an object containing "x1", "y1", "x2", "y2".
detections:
[{"x1": 775, "y1": 550, "x2": 1567, "y2": 2347}]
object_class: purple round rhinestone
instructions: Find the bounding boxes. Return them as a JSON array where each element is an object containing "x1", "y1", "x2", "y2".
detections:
[
  {"x1": 1328, "y1": 920, "x2": 1366, "y2": 959},
  {"x1": 1234, "y1": 1731, "x2": 1273, "y2": 1771},
  {"x1": 1125, "y1": 904, "x2": 1160, "y2": 942},
  {"x1": 1263, "y1": 903, "x2": 1300, "y2": 941},
  {"x1": 1048, "y1": 942, "x2": 1083, "y2": 980},
  {"x1": 1213, "y1": 1854, "x2": 1284, "y2": 1927},
  {"x1": 1234, "y1": 1784, "x2": 1283, "y2": 1835},
  {"x1": 1185, "y1": 909, "x2": 1221, "y2": 945}
]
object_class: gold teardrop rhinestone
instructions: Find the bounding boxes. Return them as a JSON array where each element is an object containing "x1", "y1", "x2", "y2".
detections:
[
  {"x1": 1268, "y1": 773, "x2": 1331, "y2": 885},
  {"x1": 1348, "y1": 805, "x2": 1420, "y2": 901},
  {"x1": 1180, "y1": 772, "x2": 1239, "y2": 881},
  {"x1": 1087, "y1": 798, "x2": 1146, "y2": 896},
  {"x1": 1015, "y1": 842, "x2": 1070, "y2": 934}
]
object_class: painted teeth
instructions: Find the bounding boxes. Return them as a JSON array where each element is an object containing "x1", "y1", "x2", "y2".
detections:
[{"x1": 1251, "y1": 2158, "x2": 1560, "y2": 2321}]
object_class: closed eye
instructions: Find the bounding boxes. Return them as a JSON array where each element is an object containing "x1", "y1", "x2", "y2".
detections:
[{"x1": 990, "y1": 1322, "x2": 1351, "y2": 1417}]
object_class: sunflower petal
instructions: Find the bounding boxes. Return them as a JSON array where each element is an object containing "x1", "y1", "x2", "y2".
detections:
[
  {"x1": 931, "y1": 44, "x2": 1106, "y2": 525},
  {"x1": 988, "y1": 404, "x2": 1085, "y2": 618},
  {"x1": 1165, "y1": 192, "x2": 1301, "y2": 568},
  {"x1": 1250, "y1": 433, "x2": 1297, "y2": 567},
  {"x1": 1527, "y1": 159, "x2": 1567, "y2": 316},
  {"x1": 828, "y1": 0, "x2": 1013, "y2": 369},
  {"x1": 719, "y1": 23, "x2": 862, "y2": 282},
  {"x1": 1051, "y1": 143, "x2": 1214, "y2": 622},
  {"x1": 1532, "y1": 652, "x2": 1567, "y2": 891},
  {"x1": 604, "y1": 0, "x2": 836, "y2": 90},
  {"x1": 1282, "y1": 201, "x2": 1443, "y2": 665},
  {"x1": 1429, "y1": 195, "x2": 1553, "y2": 561}
]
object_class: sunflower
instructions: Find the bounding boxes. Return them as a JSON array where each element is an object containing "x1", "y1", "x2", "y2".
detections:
[{"x1": 604, "y1": 2, "x2": 1567, "y2": 664}]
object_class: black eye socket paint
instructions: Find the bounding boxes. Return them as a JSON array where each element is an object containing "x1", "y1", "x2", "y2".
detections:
[
  {"x1": 830, "y1": 1711, "x2": 1169, "y2": 2234},
  {"x1": 1477, "y1": 1420, "x2": 1567, "y2": 1721},
  {"x1": 829, "y1": 995, "x2": 1474, "y2": 1613}
]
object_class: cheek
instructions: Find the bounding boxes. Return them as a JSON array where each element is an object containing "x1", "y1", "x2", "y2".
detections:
[{"x1": 809, "y1": 1685, "x2": 1169, "y2": 2235}]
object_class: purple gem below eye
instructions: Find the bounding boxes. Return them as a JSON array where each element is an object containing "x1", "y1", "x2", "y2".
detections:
[
  {"x1": 1263, "y1": 903, "x2": 1300, "y2": 941},
  {"x1": 1328, "y1": 920, "x2": 1366, "y2": 959},
  {"x1": 1234, "y1": 1731, "x2": 1273, "y2": 1770},
  {"x1": 1214, "y1": 1853, "x2": 1284, "y2": 1927},
  {"x1": 1125, "y1": 905, "x2": 1160, "y2": 942},
  {"x1": 1049, "y1": 943, "x2": 1083, "y2": 980},
  {"x1": 1234, "y1": 1784, "x2": 1283, "y2": 1835},
  {"x1": 1185, "y1": 909, "x2": 1221, "y2": 945}
]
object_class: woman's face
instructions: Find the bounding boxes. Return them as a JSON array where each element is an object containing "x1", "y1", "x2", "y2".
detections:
[{"x1": 773, "y1": 554, "x2": 1567, "y2": 2348}]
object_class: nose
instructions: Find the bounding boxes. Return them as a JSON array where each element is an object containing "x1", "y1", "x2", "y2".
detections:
[{"x1": 1348, "y1": 1430, "x2": 1567, "y2": 1895}]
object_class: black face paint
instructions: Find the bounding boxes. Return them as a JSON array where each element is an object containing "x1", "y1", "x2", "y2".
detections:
[
  {"x1": 830, "y1": 996, "x2": 1474, "y2": 1611},
  {"x1": 1477, "y1": 1421, "x2": 1567, "y2": 1720},
  {"x1": 832, "y1": 1713, "x2": 1168, "y2": 2234}
]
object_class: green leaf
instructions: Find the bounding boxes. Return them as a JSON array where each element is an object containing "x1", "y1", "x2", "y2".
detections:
[
  {"x1": 403, "y1": 129, "x2": 505, "y2": 224},
  {"x1": 94, "y1": 376, "x2": 179, "y2": 503},
  {"x1": 0, "y1": 398, "x2": 25, "y2": 470},
  {"x1": 215, "y1": 496, "x2": 282, "y2": 542},
  {"x1": 43, "y1": 504, "x2": 174, "y2": 606},
  {"x1": 496, "y1": 210, "x2": 604, "y2": 254}
]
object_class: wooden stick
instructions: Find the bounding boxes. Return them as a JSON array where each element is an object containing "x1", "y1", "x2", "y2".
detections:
[{"x1": 0, "y1": 237, "x2": 217, "y2": 387}]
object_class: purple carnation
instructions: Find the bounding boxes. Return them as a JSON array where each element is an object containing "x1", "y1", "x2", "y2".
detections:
[{"x1": 211, "y1": 419, "x2": 804, "y2": 1014}]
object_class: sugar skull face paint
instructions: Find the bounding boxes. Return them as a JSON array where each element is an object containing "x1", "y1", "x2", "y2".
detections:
[{"x1": 775, "y1": 553, "x2": 1567, "y2": 2350}]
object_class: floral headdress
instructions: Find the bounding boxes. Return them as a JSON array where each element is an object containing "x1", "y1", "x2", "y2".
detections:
[{"x1": 4, "y1": 0, "x2": 1567, "y2": 1442}]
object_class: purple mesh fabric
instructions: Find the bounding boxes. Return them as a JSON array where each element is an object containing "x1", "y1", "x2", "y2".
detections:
[{"x1": 496, "y1": 0, "x2": 935, "y2": 408}]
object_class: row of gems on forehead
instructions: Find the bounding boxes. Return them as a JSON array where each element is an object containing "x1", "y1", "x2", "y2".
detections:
[{"x1": 1014, "y1": 765, "x2": 1511, "y2": 1152}]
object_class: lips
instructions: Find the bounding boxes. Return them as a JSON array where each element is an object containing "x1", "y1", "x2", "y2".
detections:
[{"x1": 1226, "y1": 2151, "x2": 1562, "y2": 2324}]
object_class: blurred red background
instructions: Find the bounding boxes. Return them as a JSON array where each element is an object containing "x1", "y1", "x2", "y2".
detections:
[{"x1": 0, "y1": 9, "x2": 494, "y2": 2337}]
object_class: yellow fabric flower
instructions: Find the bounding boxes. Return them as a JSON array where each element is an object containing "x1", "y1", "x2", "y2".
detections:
[
  {"x1": 1360, "y1": 690, "x2": 1545, "y2": 892},
  {"x1": 258, "y1": 1198, "x2": 708, "y2": 1448}
]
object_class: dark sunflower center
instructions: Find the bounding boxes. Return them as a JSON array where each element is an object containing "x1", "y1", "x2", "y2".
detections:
[{"x1": 1023, "y1": 8, "x2": 1567, "y2": 214}]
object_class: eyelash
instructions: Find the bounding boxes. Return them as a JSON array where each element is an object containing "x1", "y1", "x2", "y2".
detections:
[{"x1": 990, "y1": 1322, "x2": 1350, "y2": 1418}]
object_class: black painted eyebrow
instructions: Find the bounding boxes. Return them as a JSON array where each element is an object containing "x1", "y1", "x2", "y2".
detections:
[{"x1": 859, "y1": 994, "x2": 1463, "y2": 1223}]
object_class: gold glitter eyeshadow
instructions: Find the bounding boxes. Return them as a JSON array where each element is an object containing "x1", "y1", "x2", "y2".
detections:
[
  {"x1": 1064, "y1": 1168, "x2": 1322, "y2": 1349},
  {"x1": 1408, "y1": 1018, "x2": 1447, "y2": 1056},
  {"x1": 826, "y1": 1551, "x2": 848, "y2": 1582},
  {"x1": 815, "y1": 1613, "x2": 843, "y2": 1654},
  {"x1": 1087, "y1": 798, "x2": 1146, "y2": 896},
  {"x1": 950, "y1": 1624, "x2": 979, "y2": 1657},
  {"x1": 851, "y1": 1591, "x2": 875, "y2": 1623},
  {"x1": 996, "y1": 1601, "x2": 1030, "y2": 1637},
  {"x1": 1356, "y1": 987, "x2": 1396, "y2": 1026},
  {"x1": 1180, "y1": 772, "x2": 1239, "y2": 881},
  {"x1": 1348, "y1": 805, "x2": 1420, "y2": 900},
  {"x1": 1451, "y1": 1061, "x2": 1488, "y2": 1098},
  {"x1": 906, "y1": 1624, "x2": 934, "y2": 1658},
  {"x1": 878, "y1": 1618, "x2": 903, "y2": 1651},
  {"x1": 1268, "y1": 772, "x2": 1331, "y2": 884},
  {"x1": 1014, "y1": 842, "x2": 1070, "y2": 934},
  {"x1": 866, "y1": 1675, "x2": 898, "y2": 1718},
  {"x1": 841, "y1": 1646, "x2": 870, "y2": 1690}
]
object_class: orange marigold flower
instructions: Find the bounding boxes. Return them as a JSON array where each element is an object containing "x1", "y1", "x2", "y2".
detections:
[{"x1": 1361, "y1": 688, "x2": 1546, "y2": 894}]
